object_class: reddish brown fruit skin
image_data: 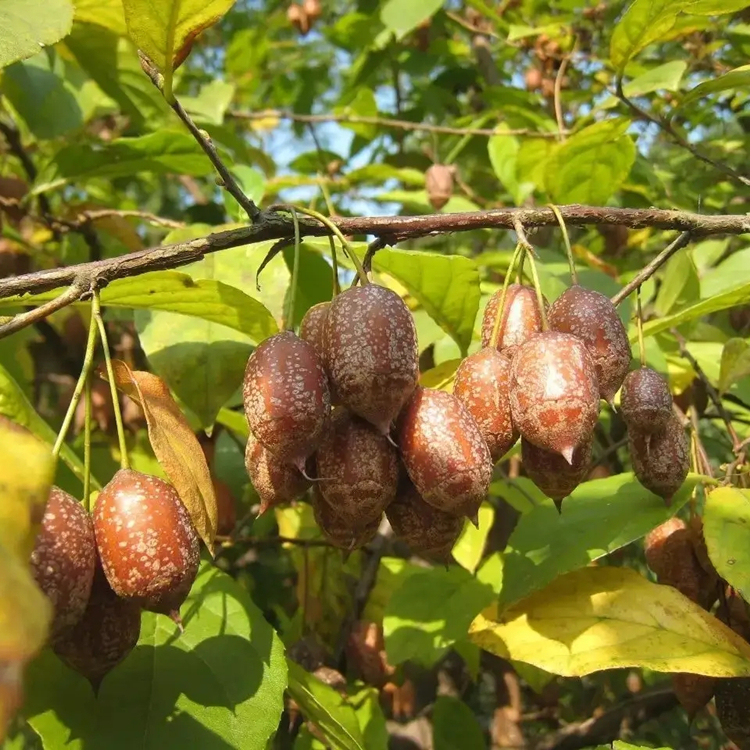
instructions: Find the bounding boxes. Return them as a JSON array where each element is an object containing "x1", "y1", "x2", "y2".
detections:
[
  {"x1": 213, "y1": 478, "x2": 237, "y2": 536},
  {"x1": 453, "y1": 348, "x2": 519, "y2": 463},
  {"x1": 243, "y1": 331, "x2": 330, "y2": 471},
  {"x1": 620, "y1": 367, "x2": 673, "y2": 432},
  {"x1": 629, "y1": 414, "x2": 689, "y2": 504},
  {"x1": 397, "y1": 387, "x2": 493, "y2": 519},
  {"x1": 715, "y1": 677, "x2": 750, "y2": 749},
  {"x1": 245, "y1": 433, "x2": 311, "y2": 515},
  {"x1": 53, "y1": 566, "x2": 141, "y2": 690},
  {"x1": 521, "y1": 436, "x2": 593, "y2": 511},
  {"x1": 386, "y1": 479, "x2": 464, "y2": 558},
  {"x1": 672, "y1": 673, "x2": 716, "y2": 720},
  {"x1": 316, "y1": 410, "x2": 399, "y2": 529},
  {"x1": 548, "y1": 285, "x2": 631, "y2": 404},
  {"x1": 481, "y1": 284, "x2": 547, "y2": 352},
  {"x1": 311, "y1": 488, "x2": 380, "y2": 550},
  {"x1": 30, "y1": 487, "x2": 97, "y2": 642},
  {"x1": 299, "y1": 302, "x2": 339, "y2": 406},
  {"x1": 325, "y1": 285, "x2": 418, "y2": 435},
  {"x1": 93, "y1": 469, "x2": 200, "y2": 619},
  {"x1": 509, "y1": 332, "x2": 600, "y2": 463},
  {"x1": 425, "y1": 164, "x2": 454, "y2": 210},
  {"x1": 346, "y1": 621, "x2": 393, "y2": 688}
]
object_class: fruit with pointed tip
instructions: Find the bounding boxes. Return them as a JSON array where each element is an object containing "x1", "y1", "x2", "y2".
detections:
[
  {"x1": 312, "y1": 487, "x2": 380, "y2": 550},
  {"x1": 316, "y1": 409, "x2": 399, "y2": 529},
  {"x1": 53, "y1": 566, "x2": 141, "y2": 691},
  {"x1": 93, "y1": 469, "x2": 200, "y2": 624},
  {"x1": 243, "y1": 330, "x2": 330, "y2": 473},
  {"x1": 481, "y1": 284, "x2": 547, "y2": 352},
  {"x1": 398, "y1": 386, "x2": 493, "y2": 519},
  {"x1": 453, "y1": 348, "x2": 518, "y2": 463},
  {"x1": 509, "y1": 331, "x2": 600, "y2": 463},
  {"x1": 30, "y1": 487, "x2": 97, "y2": 642},
  {"x1": 629, "y1": 414, "x2": 689, "y2": 505},
  {"x1": 620, "y1": 367, "x2": 673, "y2": 432},
  {"x1": 385, "y1": 478, "x2": 464, "y2": 559},
  {"x1": 521, "y1": 435, "x2": 593, "y2": 512},
  {"x1": 672, "y1": 673, "x2": 716, "y2": 720},
  {"x1": 325, "y1": 284, "x2": 418, "y2": 435},
  {"x1": 245, "y1": 433, "x2": 311, "y2": 515},
  {"x1": 548, "y1": 285, "x2": 631, "y2": 404},
  {"x1": 425, "y1": 164, "x2": 454, "y2": 210},
  {"x1": 715, "y1": 677, "x2": 750, "y2": 749}
]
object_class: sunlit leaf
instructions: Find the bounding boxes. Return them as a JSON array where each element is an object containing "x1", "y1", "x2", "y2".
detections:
[
  {"x1": 73, "y1": 0, "x2": 127, "y2": 34},
  {"x1": 719, "y1": 338, "x2": 750, "y2": 394},
  {"x1": 452, "y1": 503, "x2": 494, "y2": 574},
  {"x1": 0, "y1": 0, "x2": 73, "y2": 69},
  {"x1": 380, "y1": 0, "x2": 443, "y2": 40}
]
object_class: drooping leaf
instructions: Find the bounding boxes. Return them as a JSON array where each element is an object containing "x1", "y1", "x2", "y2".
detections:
[
  {"x1": 380, "y1": 0, "x2": 443, "y2": 40},
  {"x1": 432, "y1": 696, "x2": 485, "y2": 750},
  {"x1": 496, "y1": 472, "x2": 704, "y2": 607},
  {"x1": 286, "y1": 659, "x2": 365, "y2": 750},
  {"x1": 373, "y1": 249, "x2": 480, "y2": 356},
  {"x1": 718, "y1": 338, "x2": 750, "y2": 394},
  {"x1": 101, "y1": 360, "x2": 218, "y2": 549},
  {"x1": 452, "y1": 503, "x2": 494, "y2": 574},
  {"x1": 704, "y1": 487, "x2": 750, "y2": 603},
  {"x1": 0, "y1": 0, "x2": 73, "y2": 69},
  {"x1": 469, "y1": 566, "x2": 750, "y2": 677},
  {"x1": 383, "y1": 566, "x2": 495, "y2": 667}
]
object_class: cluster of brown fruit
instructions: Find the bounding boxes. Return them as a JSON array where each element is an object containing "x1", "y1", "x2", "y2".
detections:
[
  {"x1": 29, "y1": 468, "x2": 199, "y2": 689},
  {"x1": 286, "y1": 0, "x2": 321, "y2": 36}
]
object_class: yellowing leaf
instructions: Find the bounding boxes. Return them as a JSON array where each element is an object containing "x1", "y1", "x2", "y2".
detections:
[
  {"x1": 101, "y1": 360, "x2": 217, "y2": 550},
  {"x1": 74, "y1": 0, "x2": 127, "y2": 34},
  {"x1": 469, "y1": 566, "x2": 750, "y2": 678},
  {"x1": 452, "y1": 503, "x2": 494, "y2": 574},
  {"x1": 419, "y1": 359, "x2": 461, "y2": 391}
]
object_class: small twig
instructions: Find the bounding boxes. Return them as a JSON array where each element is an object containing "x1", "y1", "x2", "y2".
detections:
[
  {"x1": 215, "y1": 534, "x2": 335, "y2": 548},
  {"x1": 490, "y1": 242, "x2": 523, "y2": 349},
  {"x1": 689, "y1": 405, "x2": 715, "y2": 478},
  {"x1": 362, "y1": 237, "x2": 390, "y2": 275},
  {"x1": 139, "y1": 53, "x2": 261, "y2": 223},
  {"x1": 67, "y1": 209, "x2": 185, "y2": 230},
  {"x1": 611, "y1": 231, "x2": 692, "y2": 306},
  {"x1": 0, "y1": 281, "x2": 86, "y2": 340},
  {"x1": 553, "y1": 42, "x2": 575, "y2": 141}
]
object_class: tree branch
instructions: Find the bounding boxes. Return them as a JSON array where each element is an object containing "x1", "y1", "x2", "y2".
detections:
[{"x1": 1, "y1": 205, "x2": 749, "y2": 301}]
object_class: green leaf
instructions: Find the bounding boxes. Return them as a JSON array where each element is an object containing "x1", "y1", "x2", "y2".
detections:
[
  {"x1": 181, "y1": 79, "x2": 236, "y2": 125},
  {"x1": 286, "y1": 659, "x2": 365, "y2": 750},
  {"x1": 624, "y1": 60, "x2": 687, "y2": 97},
  {"x1": 335, "y1": 87, "x2": 379, "y2": 140},
  {"x1": 380, "y1": 0, "x2": 443, "y2": 40},
  {"x1": 704, "y1": 487, "x2": 750, "y2": 603},
  {"x1": 679, "y1": 64, "x2": 750, "y2": 108},
  {"x1": 32, "y1": 131, "x2": 213, "y2": 194},
  {"x1": 719, "y1": 338, "x2": 750, "y2": 394},
  {"x1": 384, "y1": 566, "x2": 496, "y2": 667},
  {"x1": 497, "y1": 472, "x2": 705, "y2": 608},
  {"x1": 362, "y1": 557, "x2": 424, "y2": 624},
  {"x1": 73, "y1": 0, "x2": 127, "y2": 34},
  {"x1": 282, "y1": 245, "x2": 334, "y2": 330},
  {"x1": 653, "y1": 248, "x2": 700, "y2": 316},
  {"x1": 225, "y1": 165, "x2": 266, "y2": 223},
  {"x1": 373, "y1": 249, "x2": 480, "y2": 356},
  {"x1": 487, "y1": 134, "x2": 533, "y2": 206},
  {"x1": 701, "y1": 248, "x2": 750, "y2": 299},
  {"x1": 452, "y1": 503, "x2": 494, "y2": 574},
  {"x1": 432, "y1": 696, "x2": 485, "y2": 750},
  {"x1": 545, "y1": 120, "x2": 636, "y2": 205},
  {"x1": 24, "y1": 562, "x2": 287, "y2": 749},
  {"x1": 0, "y1": 0, "x2": 73, "y2": 69}
]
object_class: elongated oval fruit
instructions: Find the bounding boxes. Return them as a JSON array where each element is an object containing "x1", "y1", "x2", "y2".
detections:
[
  {"x1": 300, "y1": 301, "x2": 340, "y2": 405},
  {"x1": 326, "y1": 284, "x2": 418, "y2": 435},
  {"x1": 629, "y1": 414, "x2": 689, "y2": 506},
  {"x1": 93, "y1": 469, "x2": 200, "y2": 624},
  {"x1": 53, "y1": 566, "x2": 141, "y2": 691},
  {"x1": 509, "y1": 331, "x2": 600, "y2": 463},
  {"x1": 243, "y1": 331, "x2": 330, "y2": 472},
  {"x1": 521, "y1": 435, "x2": 592, "y2": 512},
  {"x1": 30, "y1": 487, "x2": 97, "y2": 642},
  {"x1": 715, "y1": 677, "x2": 750, "y2": 749},
  {"x1": 398, "y1": 387, "x2": 492, "y2": 519},
  {"x1": 481, "y1": 284, "x2": 547, "y2": 352},
  {"x1": 311, "y1": 487, "x2": 380, "y2": 550},
  {"x1": 386, "y1": 479, "x2": 464, "y2": 559},
  {"x1": 453, "y1": 348, "x2": 518, "y2": 463},
  {"x1": 620, "y1": 367, "x2": 673, "y2": 432},
  {"x1": 548, "y1": 285, "x2": 631, "y2": 404},
  {"x1": 672, "y1": 673, "x2": 716, "y2": 720},
  {"x1": 316, "y1": 409, "x2": 399, "y2": 529},
  {"x1": 245, "y1": 433, "x2": 311, "y2": 515}
]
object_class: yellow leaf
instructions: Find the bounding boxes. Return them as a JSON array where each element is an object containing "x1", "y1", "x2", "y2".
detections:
[
  {"x1": 469, "y1": 566, "x2": 750, "y2": 678},
  {"x1": 101, "y1": 360, "x2": 217, "y2": 550},
  {"x1": 74, "y1": 0, "x2": 128, "y2": 35},
  {"x1": 452, "y1": 503, "x2": 494, "y2": 574}
]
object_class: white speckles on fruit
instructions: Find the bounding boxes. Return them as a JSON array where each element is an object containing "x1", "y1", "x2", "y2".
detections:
[
  {"x1": 481, "y1": 284, "x2": 547, "y2": 352},
  {"x1": 312, "y1": 487, "x2": 380, "y2": 550},
  {"x1": 621, "y1": 367, "x2": 673, "y2": 432}
]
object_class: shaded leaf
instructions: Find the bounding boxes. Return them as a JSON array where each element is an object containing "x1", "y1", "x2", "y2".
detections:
[
  {"x1": 349, "y1": 685, "x2": 388, "y2": 750},
  {"x1": 225, "y1": 165, "x2": 266, "y2": 223},
  {"x1": 432, "y1": 696, "x2": 484, "y2": 750},
  {"x1": 362, "y1": 557, "x2": 424, "y2": 625},
  {"x1": 469, "y1": 566, "x2": 750, "y2": 677},
  {"x1": 380, "y1": 0, "x2": 442, "y2": 40},
  {"x1": 102, "y1": 360, "x2": 218, "y2": 549},
  {"x1": 419, "y1": 358, "x2": 461, "y2": 391},
  {"x1": 452, "y1": 503, "x2": 494, "y2": 574},
  {"x1": 488, "y1": 134, "x2": 533, "y2": 206},
  {"x1": 719, "y1": 338, "x2": 750, "y2": 394},
  {"x1": 282, "y1": 244, "x2": 334, "y2": 330},
  {"x1": 0, "y1": 0, "x2": 73, "y2": 69}
]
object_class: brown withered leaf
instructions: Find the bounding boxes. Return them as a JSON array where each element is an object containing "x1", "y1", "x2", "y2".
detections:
[{"x1": 100, "y1": 360, "x2": 217, "y2": 551}]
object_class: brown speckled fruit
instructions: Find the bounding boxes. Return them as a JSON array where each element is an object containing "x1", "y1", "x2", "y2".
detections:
[
  {"x1": 629, "y1": 414, "x2": 689, "y2": 505},
  {"x1": 326, "y1": 284, "x2": 418, "y2": 435},
  {"x1": 30, "y1": 487, "x2": 97, "y2": 642},
  {"x1": 672, "y1": 673, "x2": 716, "y2": 720},
  {"x1": 299, "y1": 302, "x2": 330, "y2": 367},
  {"x1": 311, "y1": 487, "x2": 380, "y2": 550},
  {"x1": 53, "y1": 566, "x2": 141, "y2": 690},
  {"x1": 93, "y1": 469, "x2": 200, "y2": 623},
  {"x1": 548, "y1": 285, "x2": 631, "y2": 404},
  {"x1": 425, "y1": 164, "x2": 454, "y2": 210},
  {"x1": 243, "y1": 331, "x2": 330, "y2": 472},
  {"x1": 385, "y1": 479, "x2": 464, "y2": 559},
  {"x1": 521, "y1": 435, "x2": 593, "y2": 512},
  {"x1": 715, "y1": 677, "x2": 750, "y2": 749},
  {"x1": 481, "y1": 284, "x2": 547, "y2": 352},
  {"x1": 453, "y1": 348, "x2": 518, "y2": 463},
  {"x1": 398, "y1": 387, "x2": 492, "y2": 520},
  {"x1": 509, "y1": 331, "x2": 600, "y2": 464},
  {"x1": 621, "y1": 367, "x2": 673, "y2": 432},
  {"x1": 316, "y1": 409, "x2": 399, "y2": 529},
  {"x1": 245, "y1": 433, "x2": 311, "y2": 515}
]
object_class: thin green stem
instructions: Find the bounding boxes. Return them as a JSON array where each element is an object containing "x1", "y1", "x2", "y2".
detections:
[
  {"x1": 286, "y1": 208, "x2": 301, "y2": 330},
  {"x1": 83, "y1": 375, "x2": 92, "y2": 511},
  {"x1": 489, "y1": 242, "x2": 523, "y2": 350},
  {"x1": 52, "y1": 302, "x2": 99, "y2": 460},
  {"x1": 524, "y1": 248, "x2": 548, "y2": 331},
  {"x1": 93, "y1": 291, "x2": 130, "y2": 470},
  {"x1": 548, "y1": 203, "x2": 578, "y2": 284},
  {"x1": 328, "y1": 236, "x2": 341, "y2": 296},
  {"x1": 636, "y1": 287, "x2": 646, "y2": 367}
]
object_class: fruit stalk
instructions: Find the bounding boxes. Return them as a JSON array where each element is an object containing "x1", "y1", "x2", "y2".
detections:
[
  {"x1": 83, "y1": 376, "x2": 92, "y2": 510},
  {"x1": 548, "y1": 203, "x2": 578, "y2": 284},
  {"x1": 286, "y1": 207, "x2": 302, "y2": 329},
  {"x1": 489, "y1": 241, "x2": 523, "y2": 350}
]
